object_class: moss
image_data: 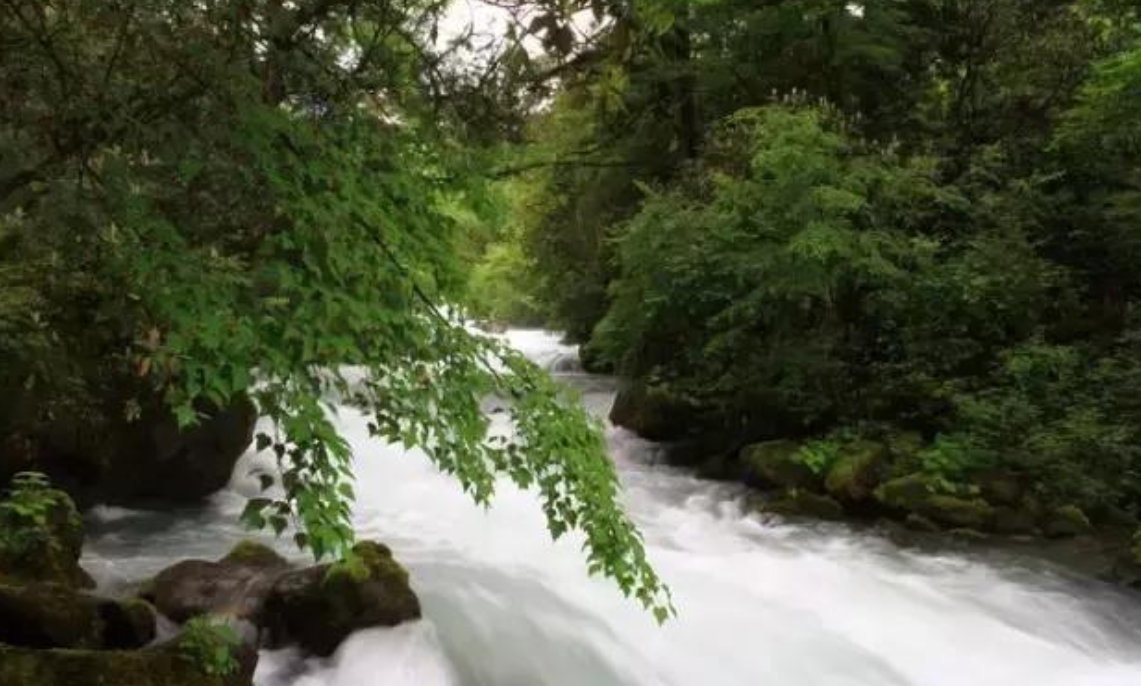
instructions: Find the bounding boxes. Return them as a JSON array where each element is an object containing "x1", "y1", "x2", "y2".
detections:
[
  {"x1": 1042, "y1": 505, "x2": 1093, "y2": 538},
  {"x1": 0, "y1": 582, "x2": 103, "y2": 649},
  {"x1": 0, "y1": 487, "x2": 90, "y2": 587},
  {"x1": 221, "y1": 541, "x2": 286, "y2": 569},
  {"x1": 823, "y1": 441, "x2": 887, "y2": 504},
  {"x1": 265, "y1": 539, "x2": 420, "y2": 657},
  {"x1": 874, "y1": 473, "x2": 935, "y2": 512},
  {"x1": 923, "y1": 495, "x2": 995, "y2": 530},
  {"x1": 875, "y1": 474, "x2": 995, "y2": 530},
  {"x1": 0, "y1": 642, "x2": 251, "y2": 686},
  {"x1": 759, "y1": 490, "x2": 845, "y2": 520},
  {"x1": 883, "y1": 431, "x2": 925, "y2": 476},
  {"x1": 739, "y1": 440, "x2": 818, "y2": 491}
]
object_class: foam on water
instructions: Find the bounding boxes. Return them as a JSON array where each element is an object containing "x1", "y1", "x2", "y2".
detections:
[{"x1": 81, "y1": 329, "x2": 1141, "y2": 686}]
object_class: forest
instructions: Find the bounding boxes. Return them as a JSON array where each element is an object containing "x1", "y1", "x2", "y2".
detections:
[
  {"x1": 471, "y1": 0, "x2": 1141, "y2": 541},
  {"x1": 2, "y1": 1, "x2": 1141, "y2": 684}
]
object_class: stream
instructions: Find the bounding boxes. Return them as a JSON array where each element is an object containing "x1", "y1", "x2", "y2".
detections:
[{"x1": 81, "y1": 329, "x2": 1141, "y2": 686}]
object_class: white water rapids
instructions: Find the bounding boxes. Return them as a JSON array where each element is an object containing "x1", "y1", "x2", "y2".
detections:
[{"x1": 82, "y1": 330, "x2": 1141, "y2": 686}]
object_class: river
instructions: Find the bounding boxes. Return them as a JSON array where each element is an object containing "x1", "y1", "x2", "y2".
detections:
[{"x1": 81, "y1": 329, "x2": 1141, "y2": 686}]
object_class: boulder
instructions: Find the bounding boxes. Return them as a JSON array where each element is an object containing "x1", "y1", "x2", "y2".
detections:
[
  {"x1": 739, "y1": 440, "x2": 819, "y2": 491},
  {"x1": 1041, "y1": 505, "x2": 1092, "y2": 538},
  {"x1": 823, "y1": 441, "x2": 888, "y2": 505},
  {"x1": 0, "y1": 639, "x2": 254, "y2": 686},
  {"x1": 99, "y1": 395, "x2": 258, "y2": 504},
  {"x1": 147, "y1": 541, "x2": 288, "y2": 623},
  {"x1": 903, "y1": 513, "x2": 940, "y2": 532},
  {"x1": 18, "y1": 394, "x2": 257, "y2": 506},
  {"x1": 0, "y1": 483, "x2": 92, "y2": 588},
  {"x1": 577, "y1": 340, "x2": 614, "y2": 375},
  {"x1": 263, "y1": 541, "x2": 421, "y2": 657},
  {"x1": 922, "y1": 495, "x2": 996, "y2": 530},
  {"x1": 993, "y1": 507, "x2": 1038, "y2": 536},
  {"x1": 609, "y1": 381, "x2": 701, "y2": 441},
  {"x1": 103, "y1": 597, "x2": 159, "y2": 649},
  {"x1": 758, "y1": 490, "x2": 845, "y2": 521},
  {"x1": 874, "y1": 474, "x2": 995, "y2": 530},
  {"x1": 971, "y1": 469, "x2": 1025, "y2": 507},
  {"x1": 0, "y1": 582, "x2": 155, "y2": 650}
]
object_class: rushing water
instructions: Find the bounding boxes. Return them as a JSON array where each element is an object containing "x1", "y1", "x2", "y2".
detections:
[{"x1": 82, "y1": 330, "x2": 1141, "y2": 686}]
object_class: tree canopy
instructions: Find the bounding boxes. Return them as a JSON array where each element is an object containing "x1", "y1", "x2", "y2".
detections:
[{"x1": 0, "y1": 0, "x2": 674, "y2": 619}]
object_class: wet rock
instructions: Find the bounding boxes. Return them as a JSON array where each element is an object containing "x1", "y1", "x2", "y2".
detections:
[
  {"x1": 263, "y1": 541, "x2": 421, "y2": 657},
  {"x1": 101, "y1": 395, "x2": 258, "y2": 504},
  {"x1": 147, "y1": 541, "x2": 288, "y2": 623},
  {"x1": 0, "y1": 583, "x2": 155, "y2": 650},
  {"x1": 1042, "y1": 505, "x2": 1092, "y2": 538},
  {"x1": 874, "y1": 474, "x2": 995, "y2": 530},
  {"x1": 948, "y1": 528, "x2": 989, "y2": 543},
  {"x1": 824, "y1": 441, "x2": 888, "y2": 506},
  {"x1": 923, "y1": 495, "x2": 995, "y2": 530},
  {"x1": 102, "y1": 597, "x2": 159, "y2": 649},
  {"x1": 739, "y1": 440, "x2": 818, "y2": 491},
  {"x1": 993, "y1": 507, "x2": 1038, "y2": 536},
  {"x1": 22, "y1": 393, "x2": 257, "y2": 506},
  {"x1": 759, "y1": 490, "x2": 845, "y2": 521},
  {"x1": 904, "y1": 513, "x2": 940, "y2": 533},
  {"x1": 609, "y1": 382, "x2": 701, "y2": 441}
]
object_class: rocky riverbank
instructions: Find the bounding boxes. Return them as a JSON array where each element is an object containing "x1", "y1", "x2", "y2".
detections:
[
  {"x1": 0, "y1": 473, "x2": 421, "y2": 685},
  {"x1": 609, "y1": 383, "x2": 1141, "y2": 590}
]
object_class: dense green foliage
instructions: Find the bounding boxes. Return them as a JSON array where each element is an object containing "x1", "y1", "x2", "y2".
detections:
[
  {"x1": 0, "y1": 472, "x2": 72, "y2": 559},
  {"x1": 490, "y1": 0, "x2": 1141, "y2": 519},
  {"x1": 0, "y1": 0, "x2": 672, "y2": 617},
  {"x1": 178, "y1": 617, "x2": 241, "y2": 677}
]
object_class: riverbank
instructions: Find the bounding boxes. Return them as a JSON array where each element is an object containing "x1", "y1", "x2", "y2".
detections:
[{"x1": 605, "y1": 381, "x2": 1141, "y2": 594}]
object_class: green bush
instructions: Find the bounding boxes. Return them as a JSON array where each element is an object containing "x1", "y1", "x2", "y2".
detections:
[{"x1": 178, "y1": 617, "x2": 240, "y2": 677}]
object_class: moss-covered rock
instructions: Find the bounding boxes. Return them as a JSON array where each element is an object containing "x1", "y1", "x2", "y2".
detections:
[
  {"x1": 0, "y1": 484, "x2": 91, "y2": 588},
  {"x1": 695, "y1": 452, "x2": 735, "y2": 482},
  {"x1": 971, "y1": 469, "x2": 1025, "y2": 507},
  {"x1": 0, "y1": 582, "x2": 155, "y2": 650},
  {"x1": 0, "y1": 582, "x2": 103, "y2": 649},
  {"x1": 220, "y1": 541, "x2": 287, "y2": 569},
  {"x1": 993, "y1": 507, "x2": 1038, "y2": 536},
  {"x1": 608, "y1": 382, "x2": 702, "y2": 441},
  {"x1": 874, "y1": 473, "x2": 935, "y2": 511},
  {"x1": 923, "y1": 495, "x2": 995, "y2": 530},
  {"x1": 903, "y1": 513, "x2": 940, "y2": 532},
  {"x1": 758, "y1": 490, "x2": 845, "y2": 520},
  {"x1": 102, "y1": 597, "x2": 158, "y2": 649},
  {"x1": 823, "y1": 441, "x2": 888, "y2": 505},
  {"x1": 263, "y1": 540, "x2": 420, "y2": 657},
  {"x1": 148, "y1": 542, "x2": 288, "y2": 623},
  {"x1": 874, "y1": 474, "x2": 995, "y2": 530},
  {"x1": 1042, "y1": 505, "x2": 1093, "y2": 538},
  {"x1": 577, "y1": 340, "x2": 614, "y2": 375},
  {"x1": 16, "y1": 393, "x2": 257, "y2": 507},
  {"x1": 0, "y1": 640, "x2": 253, "y2": 686},
  {"x1": 739, "y1": 440, "x2": 818, "y2": 491},
  {"x1": 883, "y1": 431, "x2": 925, "y2": 475}
]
